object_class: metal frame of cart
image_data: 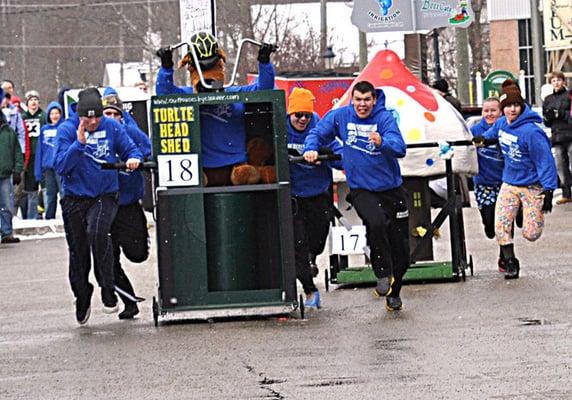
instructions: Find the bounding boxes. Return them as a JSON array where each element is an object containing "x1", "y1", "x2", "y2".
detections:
[
  {"x1": 326, "y1": 141, "x2": 475, "y2": 290},
  {"x1": 149, "y1": 90, "x2": 301, "y2": 325}
]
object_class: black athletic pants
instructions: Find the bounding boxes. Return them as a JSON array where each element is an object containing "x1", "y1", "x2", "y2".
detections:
[
  {"x1": 61, "y1": 194, "x2": 119, "y2": 299},
  {"x1": 479, "y1": 204, "x2": 496, "y2": 239},
  {"x1": 348, "y1": 186, "x2": 410, "y2": 297},
  {"x1": 111, "y1": 202, "x2": 150, "y2": 305},
  {"x1": 292, "y1": 192, "x2": 333, "y2": 295}
]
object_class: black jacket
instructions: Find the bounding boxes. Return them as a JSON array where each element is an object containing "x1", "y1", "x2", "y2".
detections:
[
  {"x1": 444, "y1": 94, "x2": 462, "y2": 113},
  {"x1": 543, "y1": 87, "x2": 572, "y2": 144}
]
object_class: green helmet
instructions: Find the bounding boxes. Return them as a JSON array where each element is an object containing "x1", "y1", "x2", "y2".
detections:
[{"x1": 188, "y1": 31, "x2": 220, "y2": 70}]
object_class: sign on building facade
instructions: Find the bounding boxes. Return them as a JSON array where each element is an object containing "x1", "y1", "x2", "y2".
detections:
[
  {"x1": 543, "y1": 0, "x2": 572, "y2": 50},
  {"x1": 351, "y1": 0, "x2": 474, "y2": 33},
  {"x1": 482, "y1": 70, "x2": 517, "y2": 99}
]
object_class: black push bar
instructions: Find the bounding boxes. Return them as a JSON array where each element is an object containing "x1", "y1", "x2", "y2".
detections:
[
  {"x1": 101, "y1": 161, "x2": 157, "y2": 170},
  {"x1": 288, "y1": 154, "x2": 342, "y2": 163}
]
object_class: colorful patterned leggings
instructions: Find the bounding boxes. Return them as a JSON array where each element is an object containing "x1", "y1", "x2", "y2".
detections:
[{"x1": 495, "y1": 183, "x2": 544, "y2": 246}]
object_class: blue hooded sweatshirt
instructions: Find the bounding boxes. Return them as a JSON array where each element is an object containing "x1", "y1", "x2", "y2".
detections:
[
  {"x1": 470, "y1": 116, "x2": 504, "y2": 186},
  {"x1": 102, "y1": 86, "x2": 152, "y2": 205},
  {"x1": 54, "y1": 112, "x2": 143, "y2": 198},
  {"x1": 304, "y1": 89, "x2": 406, "y2": 192},
  {"x1": 34, "y1": 101, "x2": 63, "y2": 181},
  {"x1": 483, "y1": 105, "x2": 557, "y2": 190},
  {"x1": 288, "y1": 112, "x2": 342, "y2": 197},
  {"x1": 155, "y1": 62, "x2": 275, "y2": 168}
]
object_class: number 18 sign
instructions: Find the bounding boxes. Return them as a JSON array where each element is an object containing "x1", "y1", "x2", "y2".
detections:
[{"x1": 157, "y1": 154, "x2": 200, "y2": 187}]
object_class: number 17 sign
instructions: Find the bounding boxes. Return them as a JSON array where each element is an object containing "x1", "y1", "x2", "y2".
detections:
[
  {"x1": 157, "y1": 154, "x2": 200, "y2": 187},
  {"x1": 330, "y1": 225, "x2": 368, "y2": 255}
]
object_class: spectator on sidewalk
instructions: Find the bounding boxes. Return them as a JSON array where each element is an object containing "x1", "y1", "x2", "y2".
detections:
[
  {"x1": 2, "y1": 89, "x2": 28, "y2": 215},
  {"x1": 432, "y1": 78, "x2": 462, "y2": 113},
  {"x1": 20, "y1": 90, "x2": 45, "y2": 219},
  {"x1": 0, "y1": 87, "x2": 23, "y2": 244},
  {"x1": 1, "y1": 80, "x2": 16, "y2": 99},
  {"x1": 542, "y1": 71, "x2": 572, "y2": 205},
  {"x1": 35, "y1": 101, "x2": 64, "y2": 219}
]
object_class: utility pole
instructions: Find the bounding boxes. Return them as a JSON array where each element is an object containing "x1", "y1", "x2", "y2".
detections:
[
  {"x1": 21, "y1": 23, "x2": 26, "y2": 93},
  {"x1": 320, "y1": 0, "x2": 327, "y2": 69},
  {"x1": 119, "y1": 5, "x2": 125, "y2": 87},
  {"x1": 359, "y1": 30, "x2": 367, "y2": 70},
  {"x1": 530, "y1": 0, "x2": 543, "y2": 106},
  {"x1": 455, "y1": 27, "x2": 470, "y2": 105},
  {"x1": 147, "y1": 0, "x2": 154, "y2": 91},
  {"x1": 433, "y1": 30, "x2": 441, "y2": 81}
]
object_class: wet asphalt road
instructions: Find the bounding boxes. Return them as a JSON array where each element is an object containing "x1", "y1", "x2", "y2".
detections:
[{"x1": 1, "y1": 205, "x2": 571, "y2": 399}]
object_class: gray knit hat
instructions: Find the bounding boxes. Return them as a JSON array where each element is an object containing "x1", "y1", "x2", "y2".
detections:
[{"x1": 25, "y1": 90, "x2": 40, "y2": 104}]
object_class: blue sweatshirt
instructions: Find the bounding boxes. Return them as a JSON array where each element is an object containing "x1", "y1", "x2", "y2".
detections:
[
  {"x1": 2, "y1": 104, "x2": 26, "y2": 154},
  {"x1": 155, "y1": 62, "x2": 275, "y2": 168},
  {"x1": 304, "y1": 89, "x2": 406, "y2": 192},
  {"x1": 483, "y1": 105, "x2": 557, "y2": 190},
  {"x1": 470, "y1": 117, "x2": 504, "y2": 186},
  {"x1": 54, "y1": 116, "x2": 143, "y2": 198},
  {"x1": 288, "y1": 112, "x2": 342, "y2": 197},
  {"x1": 117, "y1": 123, "x2": 151, "y2": 205},
  {"x1": 34, "y1": 101, "x2": 63, "y2": 181},
  {"x1": 102, "y1": 86, "x2": 152, "y2": 205}
]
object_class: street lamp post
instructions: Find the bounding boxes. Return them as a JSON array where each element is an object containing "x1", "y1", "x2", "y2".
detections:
[{"x1": 323, "y1": 46, "x2": 335, "y2": 71}]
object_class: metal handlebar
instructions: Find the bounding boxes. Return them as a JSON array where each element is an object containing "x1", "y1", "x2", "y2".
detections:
[
  {"x1": 288, "y1": 154, "x2": 342, "y2": 164},
  {"x1": 101, "y1": 161, "x2": 157, "y2": 170},
  {"x1": 168, "y1": 42, "x2": 188, "y2": 51},
  {"x1": 169, "y1": 36, "x2": 278, "y2": 91},
  {"x1": 406, "y1": 140, "x2": 473, "y2": 149}
]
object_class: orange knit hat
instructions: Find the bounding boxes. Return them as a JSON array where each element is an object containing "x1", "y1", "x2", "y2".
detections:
[{"x1": 287, "y1": 87, "x2": 315, "y2": 114}]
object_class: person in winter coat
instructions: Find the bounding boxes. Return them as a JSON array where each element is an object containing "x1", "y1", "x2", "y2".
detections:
[
  {"x1": 20, "y1": 90, "x2": 46, "y2": 219},
  {"x1": 431, "y1": 78, "x2": 462, "y2": 113},
  {"x1": 287, "y1": 88, "x2": 342, "y2": 309},
  {"x1": 473, "y1": 82, "x2": 558, "y2": 280},
  {"x1": 102, "y1": 87, "x2": 152, "y2": 320},
  {"x1": 34, "y1": 101, "x2": 63, "y2": 219},
  {"x1": 0, "y1": 87, "x2": 23, "y2": 244},
  {"x1": 155, "y1": 31, "x2": 276, "y2": 186},
  {"x1": 303, "y1": 81, "x2": 408, "y2": 312},
  {"x1": 542, "y1": 71, "x2": 572, "y2": 204},
  {"x1": 470, "y1": 97, "x2": 513, "y2": 272},
  {"x1": 55, "y1": 87, "x2": 143, "y2": 325},
  {"x1": 1, "y1": 90, "x2": 26, "y2": 154}
]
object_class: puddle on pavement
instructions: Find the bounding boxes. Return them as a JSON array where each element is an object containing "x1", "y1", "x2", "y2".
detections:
[
  {"x1": 302, "y1": 377, "x2": 362, "y2": 387},
  {"x1": 373, "y1": 337, "x2": 412, "y2": 350},
  {"x1": 518, "y1": 318, "x2": 550, "y2": 326}
]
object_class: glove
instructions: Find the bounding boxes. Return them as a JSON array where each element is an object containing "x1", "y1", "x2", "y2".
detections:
[
  {"x1": 472, "y1": 136, "x2": 498, "y2": 147},
  {"x1": 257, "y1": 43, "x2": 276, "y2": 64},
  {"x1": 156, "y1": 47, "x2": 174, "y2": 69},
  {"x1": 543, "y1": 108, "x2": 555, "y2": 122},
  {"x1": 12, "y1": 172, "x2": 21, "y2": 185},
  {"x1": 318, "y1": 146, "x2": 334, "y2": 155},
  {"x1": 287, "y1": 147, "x2": 301, "y2": 156},
  {"x1": 540, "y1": 190, "x2": 553, "y2": 213},
  {"x1": 472, "y1": 136, "x2": 485, "y2": 147}
]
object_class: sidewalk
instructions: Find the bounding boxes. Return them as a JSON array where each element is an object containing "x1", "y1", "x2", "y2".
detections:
[
  {"x1": 12, "y1": 217, "x2": 65, "y2": 240},
  {"x1": 10, "y1": 189, "x2": 565, "y2": 241},
  {"x1": 11, "y1": 211, "x2": 155, "y2": 241}
]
